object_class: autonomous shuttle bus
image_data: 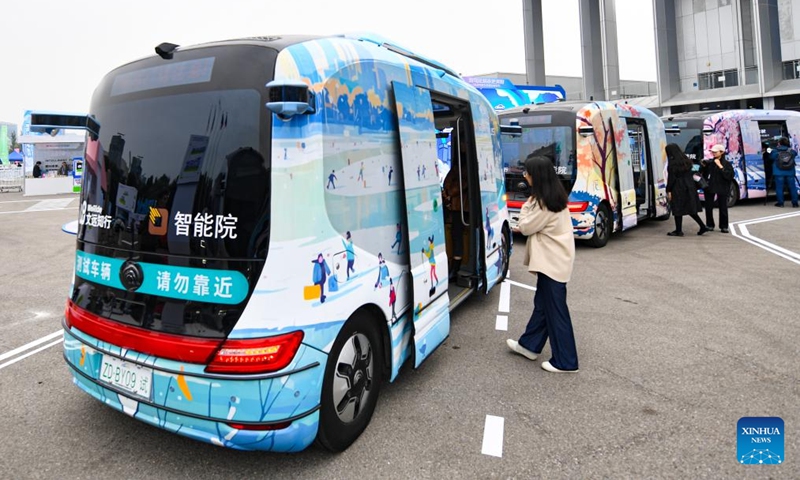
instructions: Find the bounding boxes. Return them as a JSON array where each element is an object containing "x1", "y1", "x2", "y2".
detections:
[
  {"x1": 500, "y1": 101, "x2": 670, "y2": 247},
  {"x1": 664, "y1": 109, "x2": 800, "y2": 206},
  {"x1": 53, "y1": 34, "x2": 512, "y2": 452}
]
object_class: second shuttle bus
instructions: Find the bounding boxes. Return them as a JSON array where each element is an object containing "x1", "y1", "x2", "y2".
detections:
[
  {"x1": 500, "y1": 101, "x2": 670, "y2": 247},
  {"x1": 664, "y1": 109, "x2": 800, "y2": 206}
]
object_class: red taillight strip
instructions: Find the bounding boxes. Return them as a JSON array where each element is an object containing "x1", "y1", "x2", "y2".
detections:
[
  {"x1": 226, "y1": 421, "x2": 292, "y2": 431},
  {"x1": 507, "y1": 200, "x2": 525, "y2": 209},
  {"x1": 568, "y1": 201, "x2": 590, "y2": 213},
  {"x1": 65, "y1": 300, "x2": 222, "y2": 364}
]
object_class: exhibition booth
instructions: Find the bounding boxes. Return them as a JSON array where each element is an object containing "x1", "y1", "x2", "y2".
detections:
[{"x1": 18, "y1": 133, "x2": 84, "y2": 196}]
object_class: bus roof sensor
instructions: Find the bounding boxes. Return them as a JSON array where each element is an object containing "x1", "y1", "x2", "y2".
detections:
[{"x1": 155, "y1": 42, "x2": 179, "y2": 60}]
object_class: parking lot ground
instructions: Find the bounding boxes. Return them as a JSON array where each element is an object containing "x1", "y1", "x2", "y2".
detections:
[{"x1": 0, "y1": 195, "x2": 798, "y2": 479}]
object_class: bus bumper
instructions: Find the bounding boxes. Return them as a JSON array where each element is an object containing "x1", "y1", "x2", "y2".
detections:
[{"x1": 63, "y1": 325, "x2": 325, "y2": 452}]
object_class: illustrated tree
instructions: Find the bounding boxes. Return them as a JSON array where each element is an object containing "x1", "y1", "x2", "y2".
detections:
[{"x1": 579, "y1": 112, "x2": 616, "y2": 206}]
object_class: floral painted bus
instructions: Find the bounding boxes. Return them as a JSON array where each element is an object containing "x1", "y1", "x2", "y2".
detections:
[
  {"x1": 664, "y1": 109, "x2": 800, "y2": 206},
  {"x1": 500, "y1": 101, "x2": 670, "y2": 247},
  {"x1": 45, "y1": 34, "x2": 512, "y2": 452}
]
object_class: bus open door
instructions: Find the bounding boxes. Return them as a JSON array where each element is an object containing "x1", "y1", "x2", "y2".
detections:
[{"x1": 392, "y1": 82, "x2": 450, "y2": 368}]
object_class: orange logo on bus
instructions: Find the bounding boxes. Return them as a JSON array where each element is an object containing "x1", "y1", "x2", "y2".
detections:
[{"x1": 148, "y1": 207, "x2": 168, "y2": 235}]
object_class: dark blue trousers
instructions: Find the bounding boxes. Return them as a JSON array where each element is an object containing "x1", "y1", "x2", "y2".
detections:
[{"x1": 518, "y1": 273, "x2": 579, "y2": 371}]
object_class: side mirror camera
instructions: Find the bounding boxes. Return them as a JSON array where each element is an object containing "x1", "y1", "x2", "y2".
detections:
[
  {"x1": 702, "y1": 126, "x2": 714, "y2": 136},
  {"x1": 265, "y1": 80, "x2": 316, "y2": 120},
  {"x1": 579, "y1": 126, "x2": 594, "y2": 137}
]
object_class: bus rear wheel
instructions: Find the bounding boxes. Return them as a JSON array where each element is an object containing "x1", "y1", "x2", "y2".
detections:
[
  {"x1": 588, "y1": 203, "x2": 611, "y2": 248},
  {"x1": 727, "y1": 181, "x2": 739, "y2": 208},
  {"x1": 316, "y1": 312, "x2": 383, "y2": 452}
]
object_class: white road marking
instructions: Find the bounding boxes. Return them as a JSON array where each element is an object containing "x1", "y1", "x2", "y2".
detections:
[
  {"x1": 0, "y1": 338, "x2": 63, "y2": 371},
  {"x1": 0, "y1": 207, "x2": 74, "y2": 215},
  {"x1": 481, "y1": 415, "x2": 505, "y2": 457},
  {"x1": 730, "y1": 212, "x2": 800, "y2": 266},
  {"x1": 739, "y1": 224, "x2": 800, "y2": 261},
  {"x1": 733, "y1": 210, "x2": 800, "y2": 225},
  {"x1": 505, "y1": 279, "x2": 536, "y2": 291},
  {"x1": 495, "y1": 315, "x2": 508, "y2": 331},
  {"x1": 0, "y1": 330, "x2": 64, "y2": 362},
  {"x1": 0, "y1": 198, "x2": 76, "y2": 204},
  {"x1": 24, "y1": 198, "x2": 75, "y2": 211},
  {"x1": 498, "y1": 281, "x2": 510, "y2": 313}
]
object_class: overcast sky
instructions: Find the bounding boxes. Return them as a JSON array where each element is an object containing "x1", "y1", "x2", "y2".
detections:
[{"x1": 2, "y1": 0, "x2": 655, "y2": 130}]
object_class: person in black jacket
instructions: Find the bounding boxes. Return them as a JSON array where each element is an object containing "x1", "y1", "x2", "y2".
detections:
[
  {"x1": 700, "y1": 144, "x2": 735, "y2": 233},
  {"x1": 665, "y1": 144, "x2": 709, "y2": 236},
  {"x1": 33, "y1": 161, "x2": 43, "y2": 178}
]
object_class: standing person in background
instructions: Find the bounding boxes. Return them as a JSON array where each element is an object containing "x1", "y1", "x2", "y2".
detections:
[
  {"x1": 700, "y1": 144, "x2": 734, "y2": 233},
  {"x1": 665, "y1": 143, "x2": 709, "y2": 236},
  {"x1": 33, "y1": 161, "x2": 43, "y2": 178},
  {"x1": 506, "y1": 153, "x2": 579, "y2": 373},
  {"x1": 769, "y1": 137, "x2": 799, "y2": 208}
]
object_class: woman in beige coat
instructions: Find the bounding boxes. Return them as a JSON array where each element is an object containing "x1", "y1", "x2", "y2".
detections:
[{"x1": 506, "y1": 154, "x2": 579, "y2": 373}]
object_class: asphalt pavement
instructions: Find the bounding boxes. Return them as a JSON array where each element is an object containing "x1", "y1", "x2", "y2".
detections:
[{"x1": 0, "y1": 191, "x2": 798, "y2": 479}]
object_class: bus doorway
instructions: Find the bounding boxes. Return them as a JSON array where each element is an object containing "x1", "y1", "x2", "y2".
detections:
[
  {"x1": 626, "y1": 118, "x2": 655, "y2": 219},
  {"x1": 433, "y1": 101, "x2": 479, "y2": 306}
]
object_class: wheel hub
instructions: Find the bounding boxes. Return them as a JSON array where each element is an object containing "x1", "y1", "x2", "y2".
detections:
[{"x1": 331, "y1": 333, "x2": 373, "y2": 424}]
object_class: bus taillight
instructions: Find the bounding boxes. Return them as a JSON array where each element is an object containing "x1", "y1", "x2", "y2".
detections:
[
  {"x1": 226, "y1": 420, "x2": 292, "y2": 431},
  {"x1": 205, "y1": 331, "x2": 304, "y2": 374},
  {"x1": 568, "y1": 201, "x2": 589, "y2": 213}
]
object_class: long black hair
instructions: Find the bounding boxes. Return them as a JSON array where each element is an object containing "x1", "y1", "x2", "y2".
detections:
[
  {"x1": 665, "y1": 143, "x2": 692, "y2": 173},
  {"x1": 524, "y1": 153, "x2": 568, "y2": 212}
]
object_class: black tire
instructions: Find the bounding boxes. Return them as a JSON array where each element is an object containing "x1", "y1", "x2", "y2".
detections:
[
  {"x1": 588, "y1": 203, "x2": 612, "y2": 248},
  {"x1": 727, "y1": 181, "x2": 739, "y2": 208},
  {"x1": 499, "y1": 227, "x2": 511, "y2": 282},
  {"x1": 316, "y1": 312, "x2": 383, "y2": 452}
]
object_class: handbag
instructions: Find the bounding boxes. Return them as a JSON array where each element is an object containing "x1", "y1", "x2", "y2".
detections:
[{"x1": 693, "y1": 174, "x2": 709, "y2": 190}]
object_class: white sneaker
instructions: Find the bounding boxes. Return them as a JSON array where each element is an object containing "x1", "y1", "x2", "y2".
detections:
[
  {"x1": 541, "y1": 361, "x2": 578, "y2": 373},
  {"x1": 506, "y1": 339, "x2": 538, "y2": 361}
]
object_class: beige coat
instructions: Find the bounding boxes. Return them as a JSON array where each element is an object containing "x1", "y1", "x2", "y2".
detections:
[{"x1": 517, "y1": 198, "x2": 575, "y2": 283}]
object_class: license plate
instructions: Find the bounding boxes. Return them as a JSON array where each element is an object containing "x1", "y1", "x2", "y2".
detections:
[{"x1": 98, "y1": 354, "x2": 153, "y2": 400}]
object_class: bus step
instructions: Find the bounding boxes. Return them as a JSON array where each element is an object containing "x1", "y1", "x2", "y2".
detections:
[{"x1": 455, "y1": 270, "x2": 475, "y2": 288}]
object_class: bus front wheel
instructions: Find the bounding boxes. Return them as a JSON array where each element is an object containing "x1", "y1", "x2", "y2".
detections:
[
  {"x1": 499, "y1": 227, "x2": 511, "y2": 282},
  {"x1": 588, "y1": 204, "x2": 612, "y2": 248},
  {"x1": 316, "y1": 312, "x2": 383, "y2": 452}
]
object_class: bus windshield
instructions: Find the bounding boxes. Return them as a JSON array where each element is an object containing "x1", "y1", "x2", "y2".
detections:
[
  {"x1": 500, "y1": 115, "x2": 576, "y2": 191},
  {"x1": 665, "y1": 120, "x2": 704, "y2": 162}
]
